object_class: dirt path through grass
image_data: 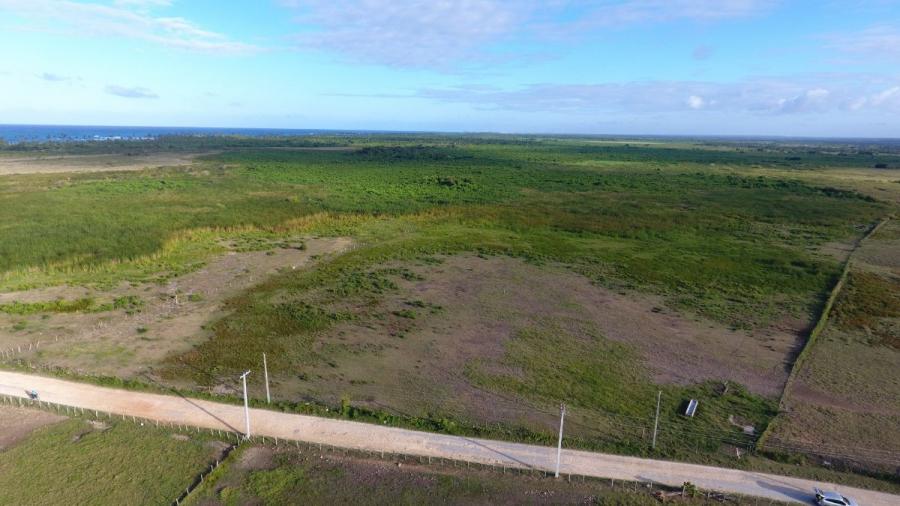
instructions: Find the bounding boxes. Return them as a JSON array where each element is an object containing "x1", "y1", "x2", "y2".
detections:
[{"x1": 0, "y1": 370, "x2": 896, "y2": 505}]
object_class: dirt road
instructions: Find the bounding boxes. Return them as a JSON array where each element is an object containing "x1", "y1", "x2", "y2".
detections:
[{"x1": 0, "y1": 370, "x2": 895, "y2": 505}]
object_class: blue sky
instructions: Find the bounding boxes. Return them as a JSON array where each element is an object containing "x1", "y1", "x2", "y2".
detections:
[{"x1": 1, "y1": 0, "x2": 899, "y2": 136}]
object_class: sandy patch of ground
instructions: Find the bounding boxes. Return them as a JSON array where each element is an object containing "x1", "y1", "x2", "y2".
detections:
[
  {"x1": 0, "y1": 237, "x2": 351, "y2": 377},
  {"x1": 0, "y1": 405, "x2": 66, "y2": 450},
  {"x1": 0, "y1": 152, "x2": 209, "y2": 175}
]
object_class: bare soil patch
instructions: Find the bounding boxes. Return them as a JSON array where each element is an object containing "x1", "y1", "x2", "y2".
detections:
[
  {"x1": 0, "y1": 237, "x2": 351, "y2": 377},
  {"x1": 236, "y1": 446, "x2": 276, "y2": 471},
  {"x1": 817, "y1": 240, "x2": 855, "y2": 263},
  {"x1": 281, "y1": 255, "x2": 800, "y2": 431},
  {"x1": 0, "y1": 405, "x2": 65, "y2": 450},
  {"x1": 0, "y1": 152, "x2": 208, "y2": 175}
]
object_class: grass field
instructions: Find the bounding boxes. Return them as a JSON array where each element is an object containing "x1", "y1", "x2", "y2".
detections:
[
  {"x1": 1, "y1": 135, "x2": 897, "y2": 487},
  {"x1": 0, "y1": 404, "x2": 227, "y2": 506},
  {"x1": 766, "y1": 219, "x2": 900, "y2": 471},
  {"x1": 185, "y1": 443, "x2": 774, "y2": 506}
]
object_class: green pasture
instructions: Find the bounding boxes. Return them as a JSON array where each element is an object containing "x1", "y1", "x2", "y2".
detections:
[{"x1": 0, "y1": 416, "x2": 222, "y2": 506}]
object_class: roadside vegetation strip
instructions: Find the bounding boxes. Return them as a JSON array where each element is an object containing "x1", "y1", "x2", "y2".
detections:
[
  {"x1": 182, "y1": 440, "x2": 776, "y2": 506},
  {"x1": 757, "y1": 216, "x2": 892, "y2": 450},
  {"x1": 1, "y1": 371, "x2": 899, "y2": 505},
  {"x1": 14, "y1": 360, "x2": 892, "y2": 493}
]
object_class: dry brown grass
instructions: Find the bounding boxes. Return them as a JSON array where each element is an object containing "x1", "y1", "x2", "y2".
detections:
[
  {"x1": 0, "y1": 152, "x2": 208, "y2": 175},
  {"x1": 769, "y1": 220, "x2": 900, "y2": 468},
  {"x1": 255, "y1": 255, "x2": 798, "y2": 434}
]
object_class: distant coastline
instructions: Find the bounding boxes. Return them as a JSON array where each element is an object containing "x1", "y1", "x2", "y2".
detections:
[
  {"x1": 1, "y1": 124, "x2": 898, "y2": 145},
  {"x1": 0, "y1": 124, "x2": 383, "y2": 144}
]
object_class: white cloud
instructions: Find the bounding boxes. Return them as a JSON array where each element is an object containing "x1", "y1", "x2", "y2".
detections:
[
  {"x1": 113, "y1": 0, "x2": 173, "y2": 7},
  {"x1": 871, "y1": 85, "x2": 900, "y2": 106},
  {"x1": 848, "y1": 97, "x2": 868, "y2": 111},
  {"x1": 281, "y1": 0, "x2": 775, "y2": 68},
  {"x1": 577, "y1": 0, "x2": 776, "y2": 25},
  {"x1": 827, "y1": 25, "x2": 900, "y2": 60},
  {"x1": 0, "y1": 0, "x2": 260, "y2": 54},
  {"x1": 839, "y1": 83, "x2": 900, "y2": 113},
  {"x1": 408, "y1": 76, "x2": 900, "y2": 116},
  {"x1": 686, "y1": 95, "x2": 706, "y2": 109},
  {"x1": 774, "y1": 88, "x2": 830, "y2": 114},
  {"x1": 37, "y1": 72, "x2": 73, "y2": 82},
  {"x1": 284, "y1": 0, "x2": 527, "y2": 68},
  {"x1": 415, "y1": 81, "x2": 729, "y2": 113},
  {"x1": 105, "y1": 85, "x2": 159, "y2": 98}
]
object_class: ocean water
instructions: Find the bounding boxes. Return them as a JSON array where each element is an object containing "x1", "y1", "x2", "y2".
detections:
[{"x1": 0, "y1": 124, "x2": 365, "y2": 143}]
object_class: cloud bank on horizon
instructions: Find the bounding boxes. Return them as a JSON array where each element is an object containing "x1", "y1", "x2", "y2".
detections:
[{"x1": 0, "y1": 0, "x2": 899, "y2": 136}]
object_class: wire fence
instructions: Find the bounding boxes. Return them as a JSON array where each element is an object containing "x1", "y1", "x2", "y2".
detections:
[
  {"x1": 0, "y1": 391, "x2": 870, "y2": 506},
  {"x1": 172, "y1": 441, "x2": 241, "y2": 506},
  {"x1": 198, "y1": 435, "x2": 792, "y2": 505}
]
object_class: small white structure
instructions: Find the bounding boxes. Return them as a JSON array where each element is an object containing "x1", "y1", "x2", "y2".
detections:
[{"x1": 684, "y1": 399, "x2": 698, "y2": 417}]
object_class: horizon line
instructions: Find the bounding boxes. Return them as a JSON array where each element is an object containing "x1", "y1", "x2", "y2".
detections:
[{"x1": 1, "y1": 123, "x2": 899, "y2": 143}]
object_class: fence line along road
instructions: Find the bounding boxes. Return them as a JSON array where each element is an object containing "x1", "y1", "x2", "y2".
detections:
[{"x1": 0, "y1": 370, "x2": 897, "y2": 506}]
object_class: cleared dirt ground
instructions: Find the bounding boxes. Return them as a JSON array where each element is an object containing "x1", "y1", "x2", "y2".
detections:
[
  {"x1": 0, "y1": 237, "x2": 351, "y2": 377},
  {"x1": 274, "y1": 255, "x2": 804, "y2": 431},
  {"x1": 0, "y1": 405, "x2": 65, "y2": 450},
  {"x1": 0, "y1": 152, "x2": 207, "y2": 175}
]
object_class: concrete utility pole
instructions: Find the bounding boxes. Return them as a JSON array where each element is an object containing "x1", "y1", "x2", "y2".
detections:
[
  {"x1": 652, "y1": 390, "x2": 661, "y2": 450},
  {"x1": 262, "y1": 352, "x2": 271, "y2": 404},
  {"x1": 240, "y1": 370, "x2": 251, "y2": 438},
  {"x1": 555, "y1": 403, "x2": 566, "y2": 478}
]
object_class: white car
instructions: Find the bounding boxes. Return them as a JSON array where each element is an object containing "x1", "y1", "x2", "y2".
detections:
[{"x1": 814, "y1": 488, "x2": 858, "y2": 506}]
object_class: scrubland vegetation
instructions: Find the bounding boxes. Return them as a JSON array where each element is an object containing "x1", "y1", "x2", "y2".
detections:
[{"x1": 1, "y1": 135, "x2": 897, "y2": 489}]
